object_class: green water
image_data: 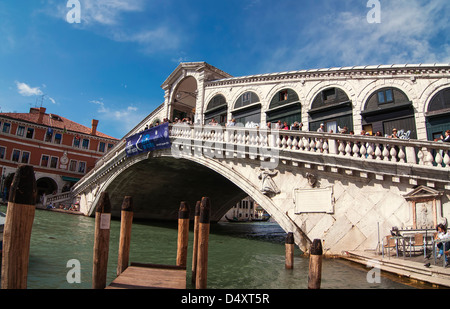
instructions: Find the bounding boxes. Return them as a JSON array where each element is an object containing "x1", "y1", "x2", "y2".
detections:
[{"x1": 1, "y1": 206, "x2": 416, "y2": 289}]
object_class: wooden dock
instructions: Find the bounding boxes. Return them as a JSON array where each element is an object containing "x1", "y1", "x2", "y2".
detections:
[{"x1": 106, "y1": 263, "x2": 187, "y2": 289}]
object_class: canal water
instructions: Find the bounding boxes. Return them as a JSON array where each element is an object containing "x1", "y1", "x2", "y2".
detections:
[{"x1": 0, "y1": 206, "x2": 417, "y2": 289}]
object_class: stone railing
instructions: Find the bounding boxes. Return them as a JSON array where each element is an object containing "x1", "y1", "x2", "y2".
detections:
[{"x1": 170, "y1": 124, "x2": 450, "y2": 169}]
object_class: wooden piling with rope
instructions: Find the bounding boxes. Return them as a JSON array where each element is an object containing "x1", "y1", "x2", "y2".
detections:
[{"x1": 1, "y1": 165, "x2": 37, "y2": 289}]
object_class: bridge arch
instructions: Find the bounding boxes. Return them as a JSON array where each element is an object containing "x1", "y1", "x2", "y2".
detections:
[
  {"x1": 171, "y1": 75, "x2": 198, "y2": 122},
  {"x1": 84, "y1": 148, "x2": 310, "y2": 252}
]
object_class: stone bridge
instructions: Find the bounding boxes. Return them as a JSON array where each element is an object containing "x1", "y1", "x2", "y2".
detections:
[
  {"x1": 69, "y1": 61, "x2": 450, "y2": 255},
  {"x1": 71, "y1": 122, "x2": 450, "y2": 255}
]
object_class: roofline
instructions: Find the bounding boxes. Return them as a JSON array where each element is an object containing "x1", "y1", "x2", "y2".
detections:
[
  {"x1": 0, "y1": 113, "x2": 119, "y2": 141},
  {"x1": 161, "y1": 62, "x2": 233, "y2": 89},
  {"x1": 208, "y1": 63, "x2": 450, "y2": 84}
]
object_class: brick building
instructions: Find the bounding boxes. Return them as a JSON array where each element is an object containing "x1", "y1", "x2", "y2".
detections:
[{"x1": 0, "y1": 107, "x2": 119, "y2": 202}]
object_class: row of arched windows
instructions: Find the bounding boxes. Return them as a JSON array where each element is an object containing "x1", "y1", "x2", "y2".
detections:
[{"x1": 203, "y1": 86, "x2": 450, "y2": 140}]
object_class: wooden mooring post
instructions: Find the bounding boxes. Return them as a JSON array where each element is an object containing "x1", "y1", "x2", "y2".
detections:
[
  {"x1": 196, "y1": 197, "x2": 210, "y2": 289},
  {"x1": 191, "y1": 200, "x2": 201, "y2": 286},
  {"x1": 176, "y1": 201, "x2": 190, "y2": 268},
  {"x1": 308, "y1": 239, "x2": 323, "y2": 289},
  {"x1": 92, "y1": 192, "x2": 112, "y2": 289},
  {"x1": 117, "y1": 196, "x2": 133, "y2": 276},
  {"x1": 1, "y1": 165, "x2": 37, "y2": 289},
  {"x1": 285, "y1": 232, "x2": 294, "y2": 269}
]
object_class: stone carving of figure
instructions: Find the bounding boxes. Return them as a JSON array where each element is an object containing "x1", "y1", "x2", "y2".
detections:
[{"x1": 258, "y1": 168, "x2": 280, "y2": 196}]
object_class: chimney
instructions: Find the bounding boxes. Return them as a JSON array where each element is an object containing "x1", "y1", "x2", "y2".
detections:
[
  {"x1": 37, "y1": 107, "x2": 46, "y2": 124},
  {"x1": 91, "y1": 119, "x2": 99, "y2": 136}
]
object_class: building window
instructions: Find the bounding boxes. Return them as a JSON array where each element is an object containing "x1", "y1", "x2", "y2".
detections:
[
  {"x1": 108, "y1": 143, "x2": 114, "y2": 150},
  {"x1": 323, "y1": 88, "x2": 336, "y2": 102},
  {"x1": 12, "y1": 149, "x2": 21, "y2": 162},
  {"x1": 41, "y1": 155, "x2": 50, "y2": 167},
  {"x1": 21, "y1": 151, "x2": 30, "y2": 164},
  {"x1": 73, "y1": 136, "x2": 80, "y2": 148},
  {"x1": 69, "y1": 160, "x2": 78, "y2": 172},
  {"x1": 50, "y1": 156, "x2": 59, "y2": 169},
  {"x1": 279, "y1": 90, "x2": 288, "y2": 101},
  {"x1": 82, "y1": 139, "x2": 90, "y2": 150},
  {"x1": 0, "y1": 146, "x2": 6, "y2": 159},
  {"x1": 377, "y1": 89, "x2": 394, "y2": 104},
  {"x1": 45, "y1": 128, "x2": 53, "y2": 142},
  {"x1": 54, "y1": 133, "x2": 62, "y2": 144},
  {"x1": 78, "y1": 161, "x2": 86, "y2": 173},
  {"x1": 2, "y1": 123, "x2": 11, "y2": 134},
  {"x1": 17, "y1": 126, "x2": 25, "y2": 137},
  {"x1": 26, "y1": 128, "x2": 34, "y2": 139},
  {"x1": 98, "y1": 142, "x2": 106, "y2": 152}
]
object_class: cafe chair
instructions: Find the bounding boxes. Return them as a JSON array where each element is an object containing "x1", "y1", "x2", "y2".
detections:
[
  {"x1": 382, "y1": 235, "x2": 396, "y2": 258},
  {"x1": 408, "y1": 233, "x2": 425, "y2": 257}
]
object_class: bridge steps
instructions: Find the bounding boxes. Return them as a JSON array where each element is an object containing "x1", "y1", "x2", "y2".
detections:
[{"x1": 343, "y1": 250, "x2": 450, "y2": 288}]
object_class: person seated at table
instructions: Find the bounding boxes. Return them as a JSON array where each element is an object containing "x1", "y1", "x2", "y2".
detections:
[{"x1": 435, "y1": 224, "x2": 450, "y2": 263}]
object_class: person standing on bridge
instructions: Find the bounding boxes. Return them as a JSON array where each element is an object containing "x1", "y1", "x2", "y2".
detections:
[{"x1": 441, "y1": 130, "x2": 450, "y2": 143}]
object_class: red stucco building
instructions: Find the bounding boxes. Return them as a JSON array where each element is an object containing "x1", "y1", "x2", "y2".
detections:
[{"x1": 0, "y1": 107, "x2": 119, "y2": 202}]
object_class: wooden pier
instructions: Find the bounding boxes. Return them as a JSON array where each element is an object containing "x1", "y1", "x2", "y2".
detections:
[
  {"x1": 107, "y1": 263, "x2": 186, "y2": 289},
  {"x1": 91, "y1": 195, "x2": 211, "y2": 290}
]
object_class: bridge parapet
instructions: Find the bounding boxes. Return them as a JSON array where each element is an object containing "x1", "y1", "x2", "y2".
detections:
[{"x1": 170, "y1": 124, "x2": 450, "y2": 187}]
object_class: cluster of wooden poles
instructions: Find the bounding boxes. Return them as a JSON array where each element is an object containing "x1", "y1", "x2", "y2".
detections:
[
  {"x1": 93, "y1": 192, "x2": 212, "y2": 289},
  {"x1": 285, "y1": 232, "x2": 323, "y2": 289},
  {"x1": 1, "y1": 165, "x2": 323, "y2": 289}
]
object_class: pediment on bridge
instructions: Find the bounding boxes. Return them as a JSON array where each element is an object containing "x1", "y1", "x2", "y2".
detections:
[
  {"x1": 161, "y1": 62, "x2": 232, "y2": 89},
  {"x1": 403, "y1": 185, "x2": 443, "y2": 201}
]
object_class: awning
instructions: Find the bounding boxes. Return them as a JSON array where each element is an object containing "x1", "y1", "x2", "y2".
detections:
[{"x1": 62, "y1": 176, "x2": 81, "y2": 182}]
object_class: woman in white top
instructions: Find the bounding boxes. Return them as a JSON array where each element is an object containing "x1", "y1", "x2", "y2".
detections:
[{"x1": 435, "y1": 224, "x2": 449, "y2": 262}]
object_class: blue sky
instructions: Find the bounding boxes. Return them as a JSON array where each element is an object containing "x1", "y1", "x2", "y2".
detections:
[{"x1": 0, "y1": 0, "x2": 449, "y2": 139}]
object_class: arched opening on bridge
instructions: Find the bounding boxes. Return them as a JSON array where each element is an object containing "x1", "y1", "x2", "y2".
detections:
[
  {"x1": 172, "y1": 76, "x2": 197, "y2": 122},
  {"x1": 204, "y1": 94, "x2": 228, "y2": 126},
  {"x1": 308, "y1": 87, "x2": 353, "y2": 133},
  {"x1": 425, "y1": 87, "x2": 450, "y2": 141},
  {"x1": 36, "y1": 177, "x2": 58, "y2": 200},
  {"x1": 361, "y1": 87, "x2": 416, "y2": 138},
  {"x1": 104, "y1": 157, "x2": 250, "y2": 221},
  {"x1": 231, "y1": 91, "x2": 261, "y2": 127},
  {"x1": 266, "y1": 88, "x2": 301, "y2": 128}
]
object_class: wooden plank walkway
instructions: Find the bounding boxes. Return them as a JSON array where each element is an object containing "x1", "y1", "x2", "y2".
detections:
[
  {"x1": 106, "y1": 263, "x2": 187, "y2": 289},
  {"x1": 343, "y1": 250, "x2": 450, "y2": 288}
]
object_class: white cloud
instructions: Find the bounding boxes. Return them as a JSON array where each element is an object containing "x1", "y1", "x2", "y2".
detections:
[
  {"x1": 260, "y1": 0, "x2": 450, "y2": 72},
  {"x1": 15, "y1": 81, "x2": 43, "y2": 96},
  {"x1": 91, "y1": 99, "x2": 142, "y2": 136}
]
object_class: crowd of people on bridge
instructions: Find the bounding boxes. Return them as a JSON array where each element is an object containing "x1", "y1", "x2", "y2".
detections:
[{"x1": 140, "y1": 116, "x2": 450, "y2": 143}]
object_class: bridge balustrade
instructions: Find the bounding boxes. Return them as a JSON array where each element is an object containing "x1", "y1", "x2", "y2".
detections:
[{"x1": 170, "y1": 124, "x2": 450, "y2": 169}]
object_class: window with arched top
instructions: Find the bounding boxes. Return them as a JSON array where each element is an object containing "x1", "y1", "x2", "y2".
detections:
[
  {"x1": 361, "y1": 87, "x2": 416, "y2": 138},
  {"x1": 425, "y1": 87, "x2": 450, "y2": 141},
  {"x1": 231, "y1": 91, "x2": 261, "y2": 126},
  {"x1": 308, "y1": 87, "x2": 353, "y2": 133},
  {"x1": 266, "y1": 88, "x2": 301, "y2": 127},
  {"x1": 204, "y1": 94, "x2": 228, "y2": 125}
]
